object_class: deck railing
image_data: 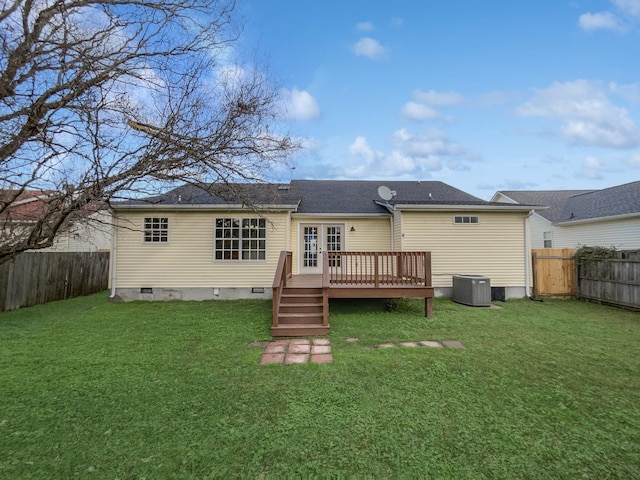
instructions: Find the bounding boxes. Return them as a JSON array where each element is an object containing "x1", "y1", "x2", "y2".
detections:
[
  {"x1": 272, "y1": 251, "x2": 292, "y2": 328},
  {"x1": 324, "y1": 251, "x2": 432, "y2": 287}
]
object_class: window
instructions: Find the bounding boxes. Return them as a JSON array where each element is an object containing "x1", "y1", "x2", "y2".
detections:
[
  {"x1": 144, "y1": 217, "x2": 168, "y2": 242},
  {"x1": 215, "y1": 218, "x2": 266, "y2": 260},
  {"x1": 454, "y1": 215, "x2": 479, "y2": 224},
  {"x1": 543, "y1": 231, "x2": 553, "y2": 248}
]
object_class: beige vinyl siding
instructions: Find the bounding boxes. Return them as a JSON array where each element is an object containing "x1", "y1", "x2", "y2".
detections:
[
  {"x1": 289, "y1": 216, "x2": 391, "y2": 274},
  {"x1": 115, "y1": 210, "x2": 289, "y2": 288},
  {"x1": 400, "y1": 211, "x2": 527, "y2": 287}
]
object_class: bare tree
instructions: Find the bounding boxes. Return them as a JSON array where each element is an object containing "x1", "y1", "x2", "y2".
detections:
[{"x1": 0, "y1": 0, "x2": 297, "y2": 263}]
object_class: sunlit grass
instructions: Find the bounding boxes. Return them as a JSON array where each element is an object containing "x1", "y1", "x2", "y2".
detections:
[{"x1": 1, "y1": 293, "x2": 638, "y2": 478}]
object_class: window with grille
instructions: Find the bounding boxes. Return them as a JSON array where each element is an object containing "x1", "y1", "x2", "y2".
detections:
[
  {"x1": 143, "y1": 217, "x2": 168, "y2": 242},
  {"x1": 215, "y1": 218, "x2": 266, "y2": 260},
  {"x1": 454, "y1": 215, "x2": 479, "y2": 224}
]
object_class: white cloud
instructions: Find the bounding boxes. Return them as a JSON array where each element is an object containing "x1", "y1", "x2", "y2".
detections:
[
  {"x1": 609, "y1": 81, "x2": 640, "y2": 103},
  {"x1": 352, "y1": 37, "x2": 390, "y2": 61},
  {"x1": 413, "y1": 89, "x2": 464, "y2": 107},
  {"x1": 575, "y1": 156, "x2": 609, "y2": 179},
  {"x1": 516, "y1": 80, "x2": 640, "y2": 148},
  {"x1": 341, "y1": 129, "x2": 478, "y2": 179},
  {"x1": 391, "y1": 17, "x2": 404, "y2": 27},
  {"x1": 578, "y1": 11, "x2": 621, "y2": 31},
  {"x1": 279, "y1": 88, "x2": 321, "y2": 120},
  {"x1": 401, "y1": 89, "x2": 463, "y2": 122},
  {"x1": 356, "y1": 21, "x2": 374, "y2": 32},
  {"x1": 348, "y1": 136, "x2": 382, "y2": 165},
  {"x1": 613, "y1": 0, "x2": 640, "y2": 17},
  {"x1": 401, "y1": 102, "x2": 445, "y2": 121},
  {"x1": 577, "y1": 0, "x2": 640, "y2": 32}
]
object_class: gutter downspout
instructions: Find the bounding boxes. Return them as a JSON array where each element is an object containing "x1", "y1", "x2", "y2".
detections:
[
  {"x1": 524, "y1": 210, "x2": 534, "y2": 298},
  {"x1": 109, "y1": 215, "x2": 118, "y2": 299},
  {"x1": 390, "y1": 214, "x2": 394, "y2": 251}
]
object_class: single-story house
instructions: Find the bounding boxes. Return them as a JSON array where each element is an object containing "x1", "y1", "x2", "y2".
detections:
[
  {"x1": 111, "y1": 180, "x2": 539, "y2": 305},
  {"x1": 491, "y1": 181, "x2": 640, "y2": 250}
]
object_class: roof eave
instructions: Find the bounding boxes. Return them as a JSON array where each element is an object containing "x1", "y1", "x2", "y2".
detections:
[
  {"x1": 553, "y1": 211, "x2": 640, "y2": 225},
  {"x1": 393, "y1": 204, "x2": 547, "y2": 212},
  {"x1": 113, "y1": 203, "x2": 300, "y2": 212},
  {"x1": 291, "y1": 212, "x2": 390, "y2": 218}
]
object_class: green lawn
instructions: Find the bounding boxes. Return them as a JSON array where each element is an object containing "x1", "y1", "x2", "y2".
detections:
[{"x1": 1, "y1": 293, "x2": 638, "y2": 479}]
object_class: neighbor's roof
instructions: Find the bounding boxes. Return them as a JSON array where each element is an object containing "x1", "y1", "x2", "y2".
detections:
[
  {"x1": 558, "y1": 181, "x2": 640, "y2": 223},
  {"x1": 496, "y1": 181, "x2": 640, "y2": 223},
  {"x1": 115, "y1": 180, "x2": 540, "y2": 214},
  {"x1": 496, "y1": 190, "x2": 595, "y2": 222}
]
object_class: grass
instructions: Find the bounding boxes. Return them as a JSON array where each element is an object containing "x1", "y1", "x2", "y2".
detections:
[{"x1": 0, "y1": 293, "x2": 638, "y2": 479}]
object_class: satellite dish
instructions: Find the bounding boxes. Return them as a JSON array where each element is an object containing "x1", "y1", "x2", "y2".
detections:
[{"x1": 377, "y1": 185, "x2": 396, "y2": 201}]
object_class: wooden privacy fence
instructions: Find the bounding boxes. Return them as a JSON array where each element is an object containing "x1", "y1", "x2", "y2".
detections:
[
  {"x1": 577, "y1": 251, "x2": 640, "y2": 311},
  {"x1": 0, "y1": 252, "x2": 110, "y2": 311},
  {"x1": 531, "y1": 248, "x2": 576, "y2": 299}
]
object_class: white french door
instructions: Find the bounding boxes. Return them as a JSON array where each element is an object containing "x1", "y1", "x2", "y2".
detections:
[{"x1": 299, "y1": 224, "x2": 344, "y2": 274}]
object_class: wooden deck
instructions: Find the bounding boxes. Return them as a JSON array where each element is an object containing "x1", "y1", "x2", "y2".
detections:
[{"x1": 271, "y1": 251, "x2": 434, "y2": 337}]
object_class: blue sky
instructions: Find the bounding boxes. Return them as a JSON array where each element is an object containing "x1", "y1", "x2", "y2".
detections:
[{"x1": 238, "y1": 0, "x2": 640, "y2": 199}]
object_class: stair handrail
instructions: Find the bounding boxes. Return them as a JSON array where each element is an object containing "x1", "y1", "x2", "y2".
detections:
[
  {"x1": 322, "y1": 251, "x2": 330, "y2": 326},
  {"x1": 272, "y1": 251, "x2": 292, "y2": 329}
]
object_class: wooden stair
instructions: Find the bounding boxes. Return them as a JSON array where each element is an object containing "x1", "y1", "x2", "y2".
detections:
[{"x1": 271, "y1": 287, "x2": 329, "y2": 337}]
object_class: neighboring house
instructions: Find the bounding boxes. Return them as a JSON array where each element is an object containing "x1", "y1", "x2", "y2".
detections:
[
  {"x1": 492, "y1": 181, "x2": 640, "y2": 249},
  {"x1": 111, "y1": 180, "x2": 539, "y2": 303},
  {"x1": 0, "y1": 190, "x2": 112, "y2": 252}
]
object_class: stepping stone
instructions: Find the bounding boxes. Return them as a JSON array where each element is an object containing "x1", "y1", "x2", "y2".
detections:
[
  {"x1": 289, "y1": 343, "x2": 311, "y2": 354},
  {"x1": 313, "y1": 338, "x2": 331, "y2": 346},
  {"x1": 311, "y1": 345, "x2": 331, "y2": 354},
  {"x1": 442, "y1": 340, "x2": 466, "y2": 349},
  {"x1": 346, "y1": 337, "x2": 359, "y2": 342},
  {"x1": 311, "y1": 354, "x2": 333, "y2": 364},
  {"x1": 290, "y1": 339, "x2": 310, "y2": 346},
  {"x1": 400, "y1": 342, "x2": 420, "y2": 347},
  {"x1": 419, "y1": 341, "x2": 443, "y2": 348},
  {"x1": 264, "y1": 343, "x2": 287, "y2": 354},
  {"x1": 284, "y1": 353, "x2": 309, "y2": 364},
  {"x1": 260, "y1": 353, "x2": 285, "y2": 365},
  {"x1": 376, "y1": 343, "x2": 396, "y2": 348}
]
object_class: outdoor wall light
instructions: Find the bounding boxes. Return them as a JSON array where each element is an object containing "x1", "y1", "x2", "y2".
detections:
[{"x1": 350, "y1": 226, "x2": 356, "y2": 232}]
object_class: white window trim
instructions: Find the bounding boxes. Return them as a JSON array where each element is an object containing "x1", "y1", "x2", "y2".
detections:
[
  {"x1": 214, "y1": 217, "x2": 267, "y2": 261},
  {"x1": 143, "y1": 217, "x2": 169, "y2": 243},
  {"x1": 453, "y1": 215, "x2": 479, "y2": 225}
]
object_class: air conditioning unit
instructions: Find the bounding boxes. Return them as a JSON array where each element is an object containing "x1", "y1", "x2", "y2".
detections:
[{"x1": 452, "y1": 275, "x2": 491, "y2": 307}]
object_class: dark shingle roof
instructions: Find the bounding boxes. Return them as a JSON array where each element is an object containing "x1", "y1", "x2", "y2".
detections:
[
  {"x1": 290, "y1": 180, "x2": 484, "y2": 214},
  {"x1": 498, "y1": 181, "x2": 640, "y2": 223},
  {"x1": 118, "y1": 183, "x2": 301, "y2": 207},
  {"x1": 559, "y1": 181, "x2": 640, "y2": 222},
  {"x1": 498, "y1": 190, "x2": 595, "y2": 222},
  {"x1": 118, "y1": 180, "x2": 532, "y2": 213}
]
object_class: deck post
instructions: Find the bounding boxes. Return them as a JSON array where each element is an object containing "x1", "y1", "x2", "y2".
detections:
[
  {"x1": 425, "y1": 297, "x2": 433, "y2": 318},
  {"x1": 374, "y1": 253, "x2": 379, "y2": 288}
]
